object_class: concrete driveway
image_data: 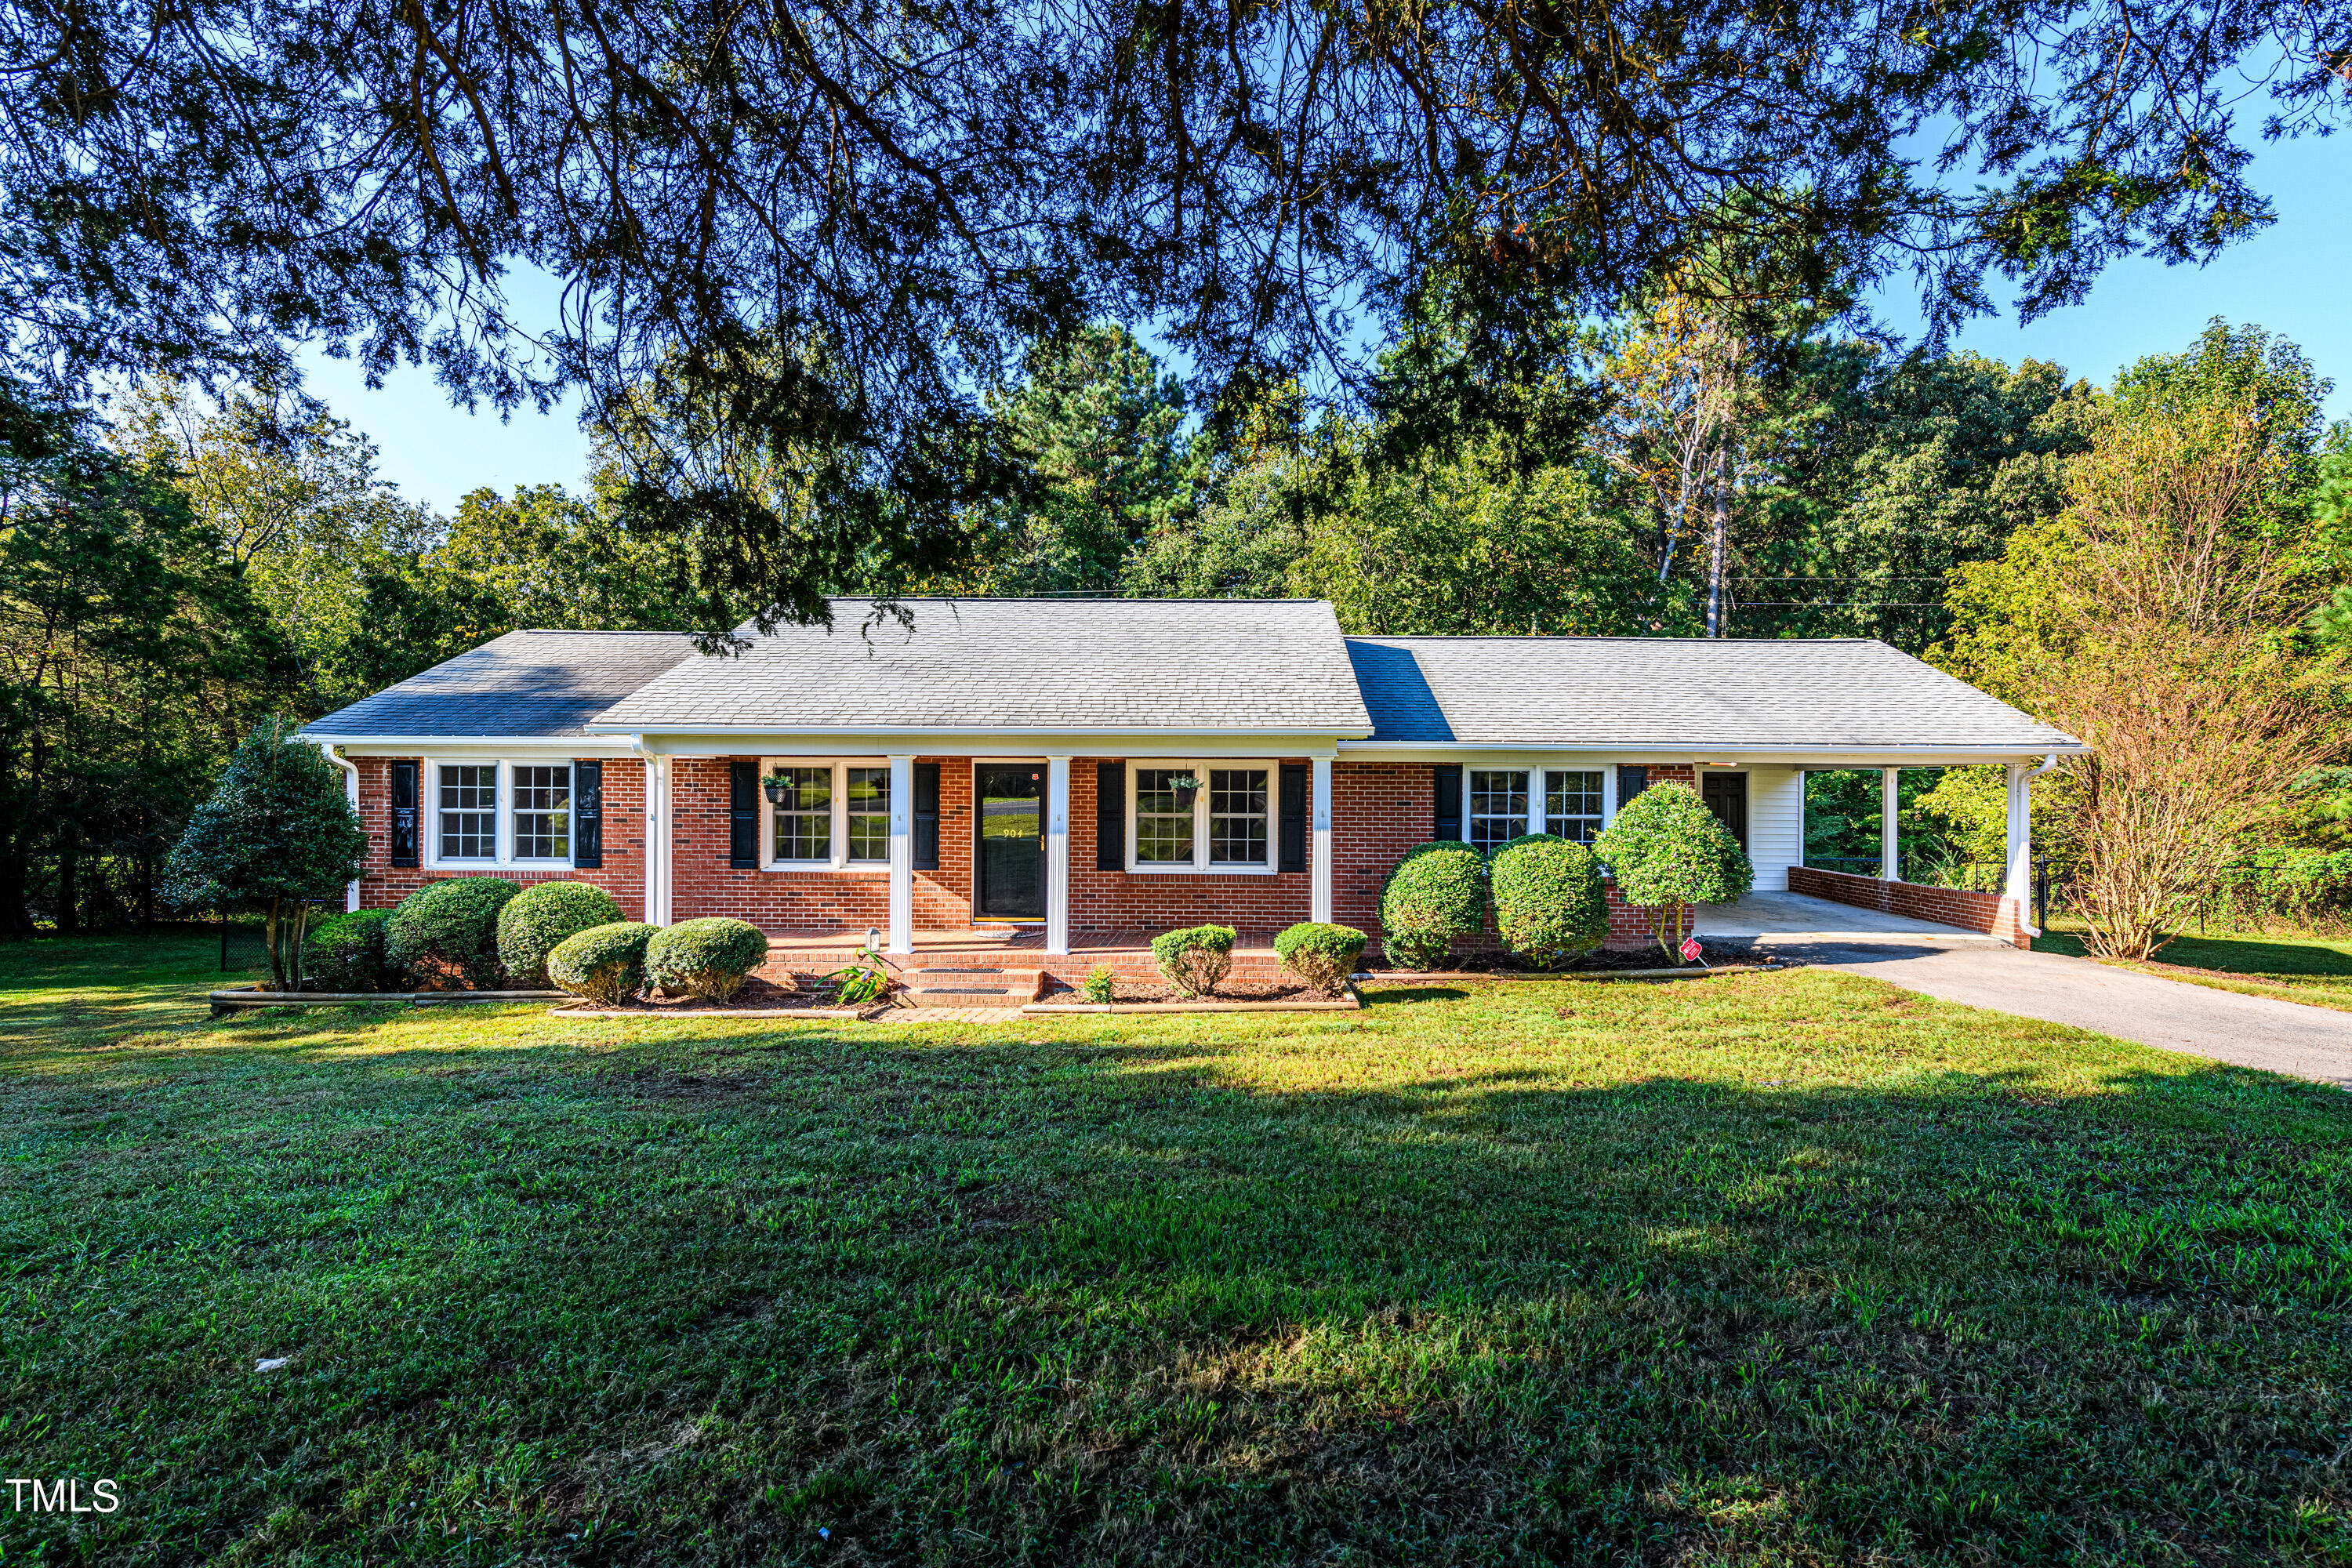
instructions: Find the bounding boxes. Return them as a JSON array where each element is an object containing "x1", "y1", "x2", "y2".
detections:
[{"x1": 1700, "y1": 891, "x2": 2352, "y2": 1089}]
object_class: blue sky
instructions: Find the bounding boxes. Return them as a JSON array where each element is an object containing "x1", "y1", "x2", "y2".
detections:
[{"x1": 303, "y1": 129, "x2": 2352, "y2": 516}]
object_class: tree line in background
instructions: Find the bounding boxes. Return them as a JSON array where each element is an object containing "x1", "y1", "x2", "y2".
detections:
[{"x1": 5, "y1": 310, "x2": 2350, "y2": 953}]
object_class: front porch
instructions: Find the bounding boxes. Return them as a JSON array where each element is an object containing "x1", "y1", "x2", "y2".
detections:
[{"x1": 758, "y1": 925, "x2": 1301, "y2": 991}]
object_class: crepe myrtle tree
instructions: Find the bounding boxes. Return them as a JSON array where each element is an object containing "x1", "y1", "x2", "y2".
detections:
[
  {"x1": 164, "y1": 717, "x2": 368, "y2": 989},
  {"x1": 1591, "y1": 782, "x2": 1752, "y2": 964}
]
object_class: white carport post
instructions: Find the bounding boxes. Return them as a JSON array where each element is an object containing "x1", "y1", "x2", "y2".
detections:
[
  {"x1": 643, "y1": 753, "x2": 673, "y2": 925},
  {"x1": 886, "y1": 753, "x2": 915, "y2": 955},
  {"x1": 1879, "y1": 768, "x2": 1900, "y2": 883},
  {"x1": 2005, "y1": 757, "x2": 2053, "y2": 934},
  {"x1": 1310, "y1": 756, "x2": 1334, "y2": 924},
  {"x1": 1045, "y1": 756, "x2": 1072, "y2": 956}
]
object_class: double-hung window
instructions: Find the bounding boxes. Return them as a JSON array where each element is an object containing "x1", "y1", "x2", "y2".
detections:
[
  {"x1": 1130, "y1": 762, "x2": 1274, "y2": 872},
  {"x1": 763, "y1": 760, "x2": 891, "y2": 869},
  {"x1": 1544, "y1": 770, "x2": 1605, "y2": 844},
  {"x1": 437, "y1": 765, "x2": 497, "y2": 861},
  {"x1": 430, "y1": 760, "x2": 575, "y2": 866},
  {"x1": 512, "y1": 765, "x2": 572, "y2": 861},
  {"x1": 1468, "y1": 770, "x2": 1529, "y2": 852}
]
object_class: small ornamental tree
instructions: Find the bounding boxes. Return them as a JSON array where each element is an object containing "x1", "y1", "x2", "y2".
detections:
[
  {"x1": 1591, "y1": 782, "x2": 1753, "y2": 963},
  {"x1": 163, "y1": 717, "x2": 368, "y2": 990},
  {"x1": 1378, "y1": 841, "x2": 1486, "y2": 969},
  {"x1": 1488, "y1": 833, "x2": 1608, "y2": 968}
]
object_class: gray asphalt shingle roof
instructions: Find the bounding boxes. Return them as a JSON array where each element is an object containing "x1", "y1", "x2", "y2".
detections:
[
  {"x1": 590, "y1": 599, "x2": 1374, "y2": 733},
  {"x1": 303, "y1": 630, "x2": 699, "y2": 739},
  {"x1": 1344, "y1": 636, "x2": 2079, "y2": 751}
]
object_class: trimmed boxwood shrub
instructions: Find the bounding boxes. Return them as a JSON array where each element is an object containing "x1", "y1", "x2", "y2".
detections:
[
  {"x1": 1151, "y1": 924, "x2": 1236, "y2": 997},
  {"x1": 1592, "y1": 782, "x2": 1754, "y2": 962},
  {"x1": 496, "y1": 881, "x2": 625, "y2": 987},
  {"x1": 1378, "y1": 840, "x2": 1486, "y2": 969},
  {"x1": 644, "y1": 916, "x2": 770, "y2": 1001},
  {"x1": 548, "y1": 922, "x2": 658, "y2": 1005},
  {"x1": 386, "y1": 877, "x2": 520, "y2": 989},
  {"x1": 1273, "y1": 922, "x2": 1366, "y2": 994},
  {"x1": 303, "y1": 908, "x2": 403, "y2": 993},
  {"x1": 1489, "y1": 833, "x2": 1609, "y2": 968}
]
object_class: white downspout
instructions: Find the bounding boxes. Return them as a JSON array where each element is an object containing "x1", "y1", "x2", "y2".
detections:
[{"x1": 320, "y1": 742, "x2": 362, "y2": 913}]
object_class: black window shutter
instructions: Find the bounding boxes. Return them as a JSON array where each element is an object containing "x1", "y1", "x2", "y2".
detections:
[
  {"x1": 1616, "y1": 765, "x2": 1650, "y2": 812},
  {"x1": 572, "y1": 759, "x2": 603, "y2": 868},
  {"x1": 728, "y1": 760, "x2": 758, "y2": 868},
  {"x1": 1279, "y1": 763, "x2": 1308, "y2": 873},
  {"x1": 390, "y1": 760, "x2": 419, "y2": 867},
  {"x1": 1095, "y1": 761, "x2": 1124, "y2": 869},
  {"x1": 1433, "y1": 765, "x2": 1463, "y2": 841},
  {"x1": 913, "y1": 762, "x2": 941, "y2": 871}
]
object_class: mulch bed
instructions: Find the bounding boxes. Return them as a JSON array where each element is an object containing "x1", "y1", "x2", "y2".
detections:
[
  {"x1": 1387, "y1": 942, "x2": 1754, "y2": 975},
  {"x1": 1034, "y1": 979, "x2": 1330, "y2": 1007},
  {"x1": 553, "y1": 975, "x2": 866, "y2": 1014}
]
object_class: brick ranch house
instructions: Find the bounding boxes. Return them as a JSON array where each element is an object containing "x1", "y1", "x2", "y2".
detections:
[{"x1": 299, "y1": 598, "x2": 2084, "y2": 979}]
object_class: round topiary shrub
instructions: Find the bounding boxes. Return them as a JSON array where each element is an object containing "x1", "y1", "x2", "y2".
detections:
[
  {"x1": 1591, "y1": 782, "x2": 1754, "y2": 962},
  {"x1": 303, "y1": 908, "x2": 404, "y2": 992},
  {"x1": 1377, "y1": 840, "x2": 1486, "y2": 969},
  {"x1": 1273, "y1": 922, "x2": 1367, "y2": 995},
  {"x1": 1489, "y1": 833, "x2": 1609, "y2": 969},
  {"x1": 496, "y1": 880, "x2": 626, "y2": 987},
  {"x1": 1151, "y1": 924, "x2": 1236, "y2": 997},
  {"x1": 644, "y1": 916, "x2": 770, "y2": 1001},
  {"x1": 547, "y1": 922, "x2": 659, "y2": 1006},
  {"x1": 386, "y1": 877, "x2": 521, "y2": 989}
]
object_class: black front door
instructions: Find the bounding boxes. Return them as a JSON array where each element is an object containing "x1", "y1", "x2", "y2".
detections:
[
  {"x1": 1700, "y1": 771, "x2": 1749, "y2": 854},
  {"x1": 974, "y1": 764, "x2": 1045, "y2": 918}
]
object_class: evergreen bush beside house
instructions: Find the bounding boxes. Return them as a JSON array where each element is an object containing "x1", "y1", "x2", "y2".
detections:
[
  {"x1": 1489, "y1": 833, "x2": 1610, "y2": 968},
  {"x1": 1151, "y1": 924, "x2": 1236, "y2": 997},
  {"x1": 303, "y1": 909, "x2": 402, "y2": 993},
  {"x1": 1273, "y1": 922, "x2": 1367, "y2": 994},
  {"x1": 495, "y1": 881, "x2": 626, "y2": 987},
  {"x1": 386, "y1": 877, "x2": 521, "y2": 989},
  {"x1": 547, "y1": 923, "x2": 659, "y2": 1006},
  {"x1": 161, "y1": 717, "x2": 369, "y2": 991},
  {"x1": 1592, "y1": 782, "x2": 1754, "y2": 964},
  {"x1": 1378, "y1": 840, "x2": 1487, "y2": 969},
  {"x1": 644, "y1": 916, "x2": 770, "y2": 1000}
]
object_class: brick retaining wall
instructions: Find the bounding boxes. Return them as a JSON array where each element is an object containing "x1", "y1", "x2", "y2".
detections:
[{"x1": 1787, "y1": 864, "x2": 2031, "y2": 949}]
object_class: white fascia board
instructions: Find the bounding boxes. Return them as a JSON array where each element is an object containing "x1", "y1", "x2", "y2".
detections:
[
  {"x1": 613, "y1": 730, "x2": 1351, "y2": 758},
  {"x1": 299, "y1": 735, "x2": 644, "y2": 755},
  {"x1": 1334, "y1": 742, "x2": 2086, "y2": 766}
]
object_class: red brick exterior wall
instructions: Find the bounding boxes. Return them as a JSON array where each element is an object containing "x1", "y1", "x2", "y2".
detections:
[
  {"x1": 666, "y1": 757, "x2": 976, "y2": 929},
  {"x1": 1788, "y1": 865, "x2": 2031, "y2": 949},
  {"x1": 343, "y1": 753, "x2": 1701, "y2": 951},
  {"x1": 352, "y1": 755, "x2": 650, "y2": 917}
]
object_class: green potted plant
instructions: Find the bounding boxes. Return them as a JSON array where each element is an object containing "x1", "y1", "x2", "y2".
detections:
[{"x1": 1166, "y1": 771, "x2": 1203, "y2": 809}]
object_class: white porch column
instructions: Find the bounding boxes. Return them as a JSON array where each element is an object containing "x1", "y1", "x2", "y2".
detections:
[
  {"x1": 1879, "y1": 767, "x2": 1900, "y2": 883},
  {"x1": 1045, "y1": 756, "x2": 1072, "y2": 956},
  {"x1": 645, "y1": 755, "x2": 673, "y2": 925},
  {"x1": 2005, "y1": 762, "x2": 2035, "y2": 931},
  {"x1": 887, "y1": 753, "x2": 915, "y2": 954},
  {"x1": 1310, "y1": 756, "x2": 1334, "y2": 925}
]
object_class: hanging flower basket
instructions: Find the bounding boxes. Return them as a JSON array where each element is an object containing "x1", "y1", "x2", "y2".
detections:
[
  {"x1": 761, "y1": 773, "x2": 792, "y2": 805},
  {"x1": 1167, "y1": 772, "x2": 1202, "y2": 810}
]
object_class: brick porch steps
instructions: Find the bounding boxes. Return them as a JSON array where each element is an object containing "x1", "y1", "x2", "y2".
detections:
[{"x1": 898, "y1": 967, "x2": 1046, "y2": 1007}]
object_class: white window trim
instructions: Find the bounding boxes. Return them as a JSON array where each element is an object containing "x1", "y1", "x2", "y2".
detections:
[
  {"x1": 1539, "y1": 766, "x2": 1609, "y2": 844},
  {"x1": 1125, "y1": 760, "x2": 1278, "y2": 875},
  {"x1": 758, "y1": 757, "x2": 894, "y2": 873},
  {"x1": 421, "y1": 756, "x2": 576, "y2": 871}
]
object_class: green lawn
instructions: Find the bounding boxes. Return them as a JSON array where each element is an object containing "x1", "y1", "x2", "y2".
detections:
[
  {"x1": 2038, "y1": 916, "x2": 2352, "y2": 1012},
  {"x1": 3, "y1": 933, "x2": 2349, "y2": 1566}
]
